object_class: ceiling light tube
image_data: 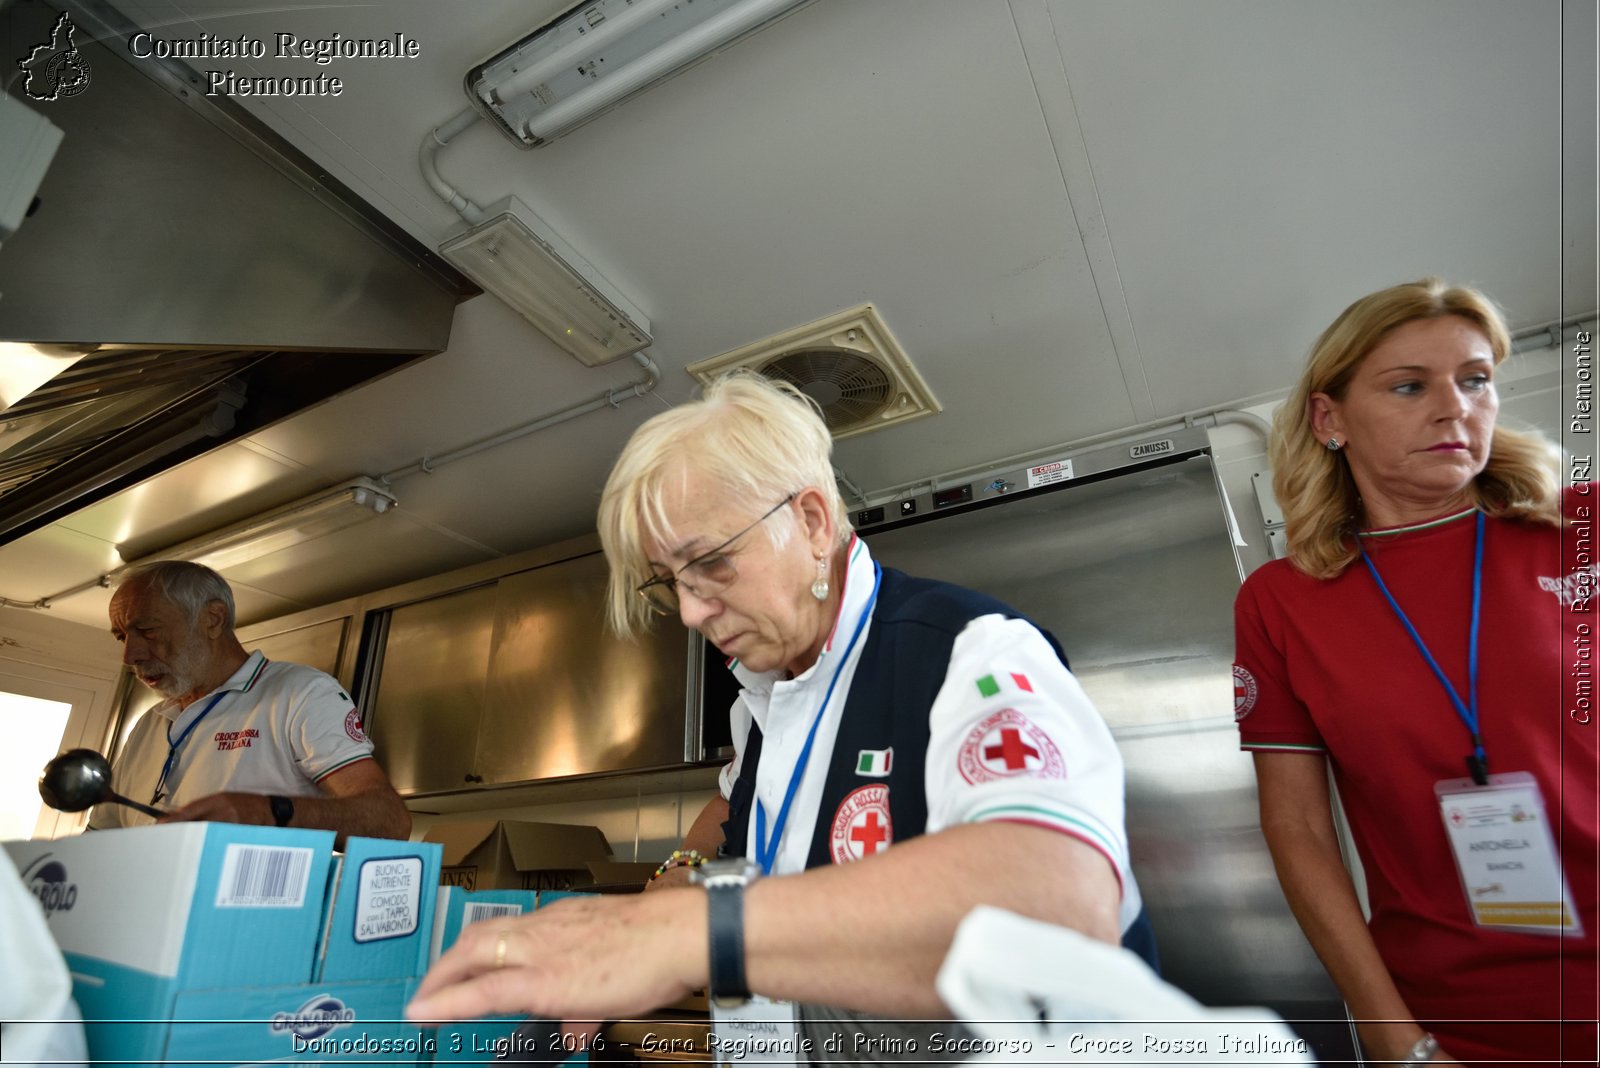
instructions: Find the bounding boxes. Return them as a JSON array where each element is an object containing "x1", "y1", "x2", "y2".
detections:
[
  {"x1": 483, "y1": 0, "x2": 680, "y2": 105},
  {"x1": 109, "y1": 477, "x2": 396, "y2": 578},
  {"x1": 467, "y1": 0, "x2": 811, "y2": 148},
  {"x1": 520, "y1": 0, "x2": 799, "y2": 144}
]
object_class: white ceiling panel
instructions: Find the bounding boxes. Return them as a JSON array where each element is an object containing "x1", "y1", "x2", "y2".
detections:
[
  {"x1": 217, "y1": 510, "x2": 498, "y2": 621},
  {"x1": 240, "y1": 296, "x2": 639, "y2": 479},
  {"x1": 371, "y1": 412, "x2": 649, "y2": 555},
  {"x1": 215, "y1": 0, "x2": 1153, "y2": 496},
  {"x1": 1049, "y1": 0, "x2": 1575, "y2": 417},
  {"x1": 0, "y1": 524, "x2": 125, "y2": 605}
]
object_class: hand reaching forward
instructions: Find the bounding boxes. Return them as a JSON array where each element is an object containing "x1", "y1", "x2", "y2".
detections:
[{"x1": 407, "y1": 887, "x2": 708, "y2": 1026}]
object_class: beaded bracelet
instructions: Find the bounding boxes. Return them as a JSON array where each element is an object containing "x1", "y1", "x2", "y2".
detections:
[{"x1": 650, "y1": 849, "x2": 706, "y2": 881}]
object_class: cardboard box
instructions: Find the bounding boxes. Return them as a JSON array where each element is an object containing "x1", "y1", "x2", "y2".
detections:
[
  {"x1": 426, "y1": 820, "x2": 612, "y2": 891},
  {"x1": 6, "y1": 822, "x2": 336, "y2": 1063},
  {"x1": 317, "y1": 837, "x2": 444, "y2": 982},
  {"x1": 586, "y1": 859, "x2": 660, "y2": 888}
]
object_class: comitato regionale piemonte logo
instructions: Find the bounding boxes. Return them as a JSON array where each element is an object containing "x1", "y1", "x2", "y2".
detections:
[{"x1": 17, "y1": 11, "x2": 92, "y2": 102}]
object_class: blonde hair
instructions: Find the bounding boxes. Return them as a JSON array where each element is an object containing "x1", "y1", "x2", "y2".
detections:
[
  {"x1": 598, "y1": 373, "x2": 851, "y2": 638},
  {"x1": 1274, "y1": 277, "x2": 1561, "y2": 578}
]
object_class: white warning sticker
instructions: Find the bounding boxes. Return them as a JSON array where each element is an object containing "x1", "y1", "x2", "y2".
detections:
[{"x1": 1025, "y1": 459, "x2": 1075, "y2": 488}]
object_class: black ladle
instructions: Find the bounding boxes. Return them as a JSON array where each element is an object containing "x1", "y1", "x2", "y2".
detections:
[{"x1": 39, "y1": 748, "x2": 166, "y2": 819}]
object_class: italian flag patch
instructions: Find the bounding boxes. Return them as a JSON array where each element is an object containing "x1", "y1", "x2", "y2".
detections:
[
  {"x1": 975, "y1": 672, "x2": 1033, "y2": 698},
  {"x1": 856, "y1": 748, "x2": 893, "y2": 777}
]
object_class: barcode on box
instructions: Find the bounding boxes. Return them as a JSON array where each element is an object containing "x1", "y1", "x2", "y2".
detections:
[
  {"x1": 463, "y1": 902, "x2": 523, "y2": 926},
  {"x1": 215, "y1": 844, "x2": 313, "y2": 908}
]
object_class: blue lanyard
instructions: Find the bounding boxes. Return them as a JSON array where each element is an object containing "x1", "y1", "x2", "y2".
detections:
[
  {"x1": 754, "y1": 561, "x2": 882, "y2": 876},
  {"x1": 151, "y1": 690, "x2": 228, "y2": 805},
  {"x1": 1360, "y1": 511, "x2": 1489, "y2": 785}
]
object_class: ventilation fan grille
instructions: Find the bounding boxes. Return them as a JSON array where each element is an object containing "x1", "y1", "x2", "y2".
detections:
[
  {"x1": 684, "y1": 303, "x2": 940, "y2": 439},
  {"x1": 760, "y1": 349, "x2": 894, "y2": 431}
]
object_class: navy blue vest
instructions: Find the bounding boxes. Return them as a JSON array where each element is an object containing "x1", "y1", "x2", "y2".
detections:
[
  {"x1": 720, "y1": 565, "x2": 1160, "y2": 970},
  {"x1": 723, "y1": 566, "x2": 1067, "y2": 865}
]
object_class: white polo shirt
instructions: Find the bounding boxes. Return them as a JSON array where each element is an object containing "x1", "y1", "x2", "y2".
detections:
[{"x1": 89, "y1": 651, "x2": 375, "y2": 830}]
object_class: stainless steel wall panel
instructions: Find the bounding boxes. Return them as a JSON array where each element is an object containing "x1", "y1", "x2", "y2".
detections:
[
  {"x1": 860, "y1": 455, "x2": 1341, "y2": 1019},
  {"x1": 242, "y1": 617, "x2": 349, "y2": 680},
  {"x1": 367, "y1": 583, "x2": 497, "y2": 794},
  {"x1": 476, "y1": 553, "x2": 689, "y2": 783}
]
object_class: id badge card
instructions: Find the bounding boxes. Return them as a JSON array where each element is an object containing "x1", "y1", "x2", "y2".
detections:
[
  {"x1": 710, "y1": 995, "x2": 807, "y2": 1066},
  {"x1": 1436, "y1": 771, "x2": 1583, "y2": 937}
]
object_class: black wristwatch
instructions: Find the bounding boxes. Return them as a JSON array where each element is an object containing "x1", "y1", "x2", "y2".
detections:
[
  {"x1": 690, "y1": 858, "x2": 762, "y2": 1008},
  {"x1": 268, "y1": 795, "x2": 295, "y2": 827}
]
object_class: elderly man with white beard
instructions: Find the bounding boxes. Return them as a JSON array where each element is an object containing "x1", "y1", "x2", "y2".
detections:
[{"x1": 87, "y1": 561, "x2": 409, "y2": 846}]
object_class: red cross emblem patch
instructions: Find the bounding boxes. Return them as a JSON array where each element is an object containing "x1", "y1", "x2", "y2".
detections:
[
  {"x1": 1232, "y1": 665, "x2": 1258, "y2": 722},
  {"x1": 344, "y1": 708, "x2": 367, "y2": 743},
  {"x1": 957, "y1": 708, "x2": 1066, "y2": 785},
  {"x1": 830, "y1": 784, "x2": 893, "y2": 864}
]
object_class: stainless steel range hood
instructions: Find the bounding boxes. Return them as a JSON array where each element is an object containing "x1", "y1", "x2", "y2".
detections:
[{"x1": 0, "y1": 0, "x2": 475, "y2": 544}]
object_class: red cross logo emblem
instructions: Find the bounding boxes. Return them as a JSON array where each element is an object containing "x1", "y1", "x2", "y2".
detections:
[
  {"x1": 1232, "y1": 665, "x2": 1258, "y2": 721},
  {"x1": 983, "y1": 727, "x2": 1040, "y2": 771},
  {"x1": 958, "y1": 709, "x2": 1066, "y2": 785},
  {"x1": 830, "y1": 784, "x2": 892, "y2": 864},
  {"x1": 1450, "y1": 809, "x2": 1465, "y2": 827},
  {"x1": 850, "y1": 810, "x2": 889, "y2": 855}
]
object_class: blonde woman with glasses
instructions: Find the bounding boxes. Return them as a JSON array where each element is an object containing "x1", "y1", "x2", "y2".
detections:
[
  {"x1": 411, "y1": 372, "x2": 1152, "y2": 1059},
  {"x1": 1233, "y1": 279, "x2": 1596, "y2": 1064}
]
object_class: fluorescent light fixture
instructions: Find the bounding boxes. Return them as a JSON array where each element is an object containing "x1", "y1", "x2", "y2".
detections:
[
  {"x1": 466, "y1": 0, "x2": 812, "y2": 149},
  {"x1": 110, "y1": 477, "x2": 396, "y2": 577},
  {"x1": 439, "y1": 195, "x2": 651, "y2": 366}
]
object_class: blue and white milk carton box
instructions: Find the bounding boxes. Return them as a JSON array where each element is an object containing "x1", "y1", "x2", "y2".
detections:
[
  {"x1": 317, "y1": 836, "x2": 443, "y2": 982},
  {"x1": 6, "y1": 822, "x2": 335, "y2": 1064},
  {"x1": 429, "y1": 885, "x2": 546, "y2": 1064},
  {"x1": 164, "y1": 976, "x2": 432, "y2": 1063},
  {"x1": 429, "y1": 885, "x2": 539, "y2": 963}
]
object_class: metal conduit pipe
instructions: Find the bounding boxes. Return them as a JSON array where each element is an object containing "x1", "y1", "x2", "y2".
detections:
[
  {"x1": 1510, "y1": 313, "x2": 1597, "y2": 354},
  {"x1": 21, "y1": 573, "x2": 109, "y2": 610},
  {"x1": 831, "y1": 465, "x2": 868, "y2": 507},
  {"x1": 380, "y1": 351, "x2": 661, "y2": 483},
  {"x1": 1209, "y1": 408, "x2": 1272, "y2": 447},
  {"x1": 419, "y1": 107, "x2": 487, "y2": 224}
]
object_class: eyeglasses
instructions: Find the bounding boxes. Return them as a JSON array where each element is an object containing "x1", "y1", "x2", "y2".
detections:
[{"x1": 636, "y1": 493, "x2": 797, "y2": 616}]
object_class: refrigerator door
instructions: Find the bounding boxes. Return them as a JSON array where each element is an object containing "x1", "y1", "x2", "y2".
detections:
[{"x1": 862, "y1": 452, "x2": 1349, "y2": 1048}]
